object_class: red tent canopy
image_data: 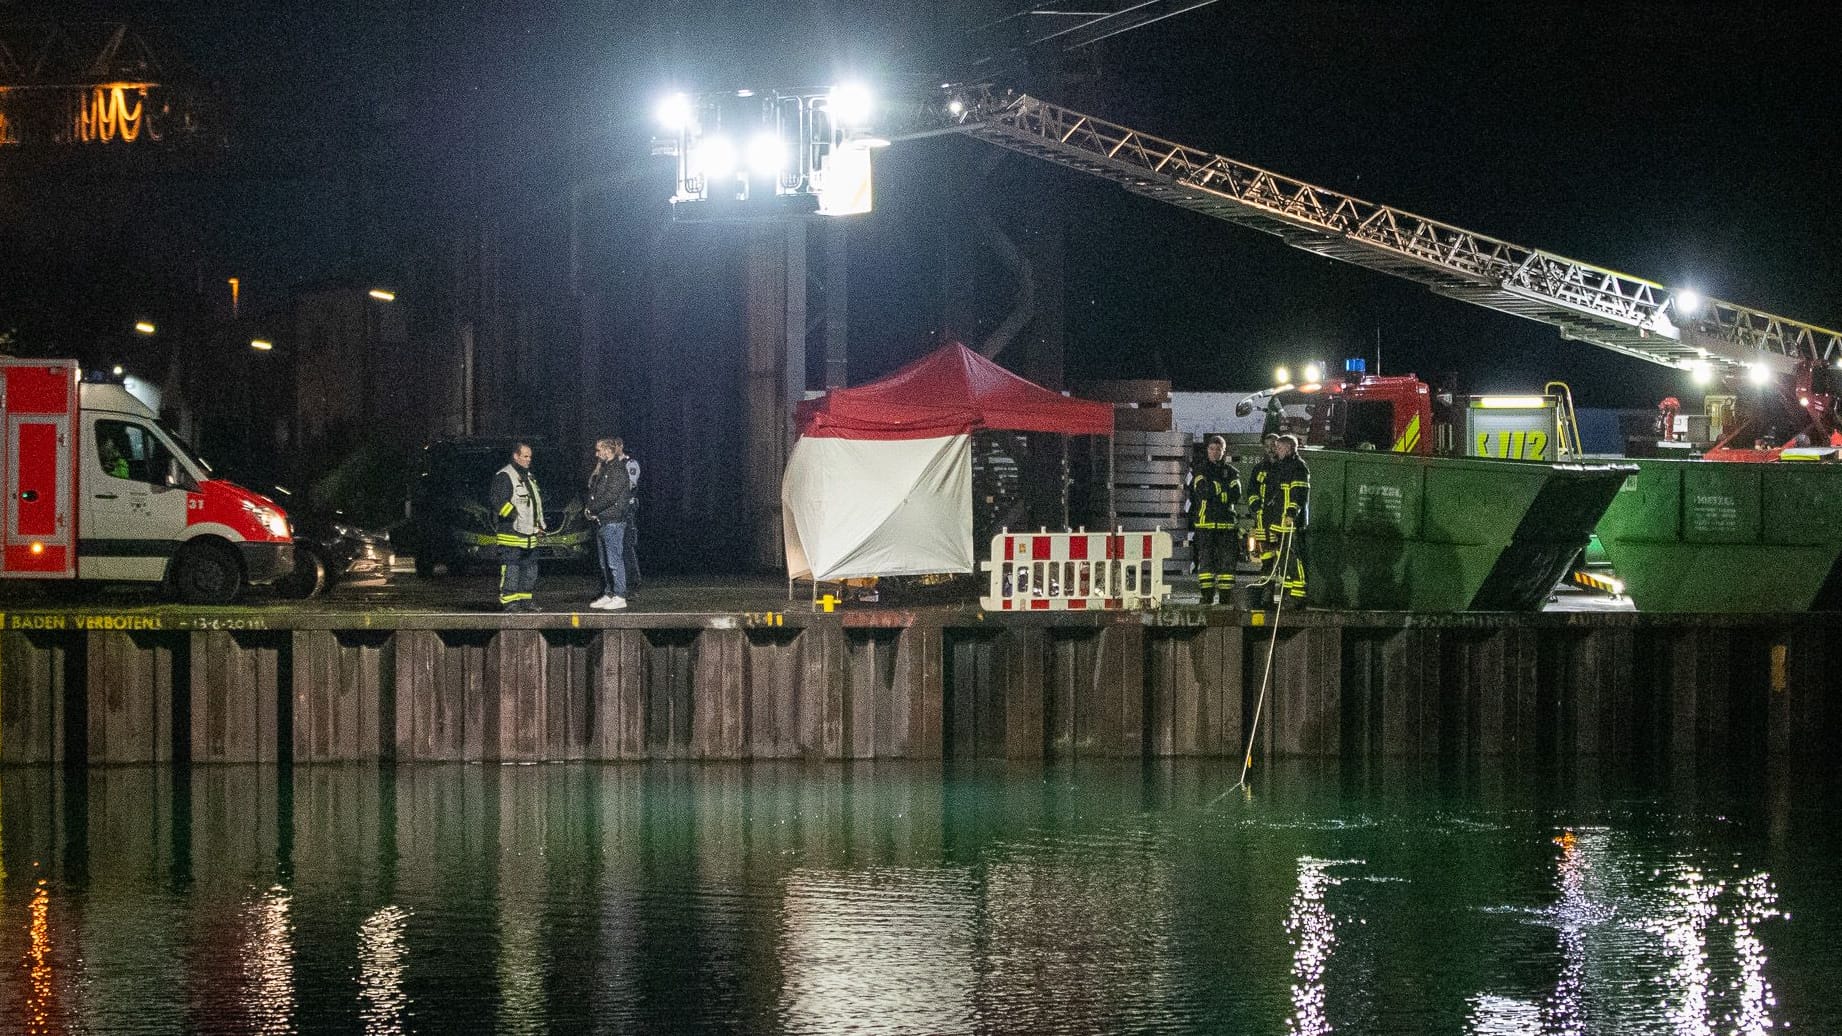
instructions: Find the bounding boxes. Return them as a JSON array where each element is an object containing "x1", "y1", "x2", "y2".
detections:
[{"x1": 795, "y1": 343, "x2": 1114, "y2": 440}]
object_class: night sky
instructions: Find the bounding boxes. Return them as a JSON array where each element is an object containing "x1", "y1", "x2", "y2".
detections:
[{"x1": 4, "y1": 2, "x2": 1836, "y2": 409}]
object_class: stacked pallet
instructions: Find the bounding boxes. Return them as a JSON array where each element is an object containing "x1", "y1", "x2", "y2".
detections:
[
  {"x1": 1091, "y1": 432, "x2": 1193, "y2": 577},
  {"x1": 1068, "y1": 381, "x2": 1191, "y2": 575},
  {"x1": 1076, "y1": 379, "x2": 1174, "y2": 432}
]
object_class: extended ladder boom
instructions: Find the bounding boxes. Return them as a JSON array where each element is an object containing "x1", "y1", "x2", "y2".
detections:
[{"x1": 941, "y1": 90, "x2": 1840, "y2": 375}]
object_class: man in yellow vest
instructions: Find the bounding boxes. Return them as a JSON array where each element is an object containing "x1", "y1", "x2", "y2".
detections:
[{"x1": 490, "y1": 441, "x2": 548, "y2": 612}]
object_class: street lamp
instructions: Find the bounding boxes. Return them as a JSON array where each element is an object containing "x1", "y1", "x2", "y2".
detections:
[
  {"x1": 250, "y1": 339, "x2": 274, "y2": 351},
  {"x1": 134, "y1": 321, "x2": 157, "y2": 335},
  {"x1": 367, "y1": 288, "x2": 396, "y2": 302}
]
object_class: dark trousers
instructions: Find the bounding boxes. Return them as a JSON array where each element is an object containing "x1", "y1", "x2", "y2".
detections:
[
  {"x1": 499, "y1": 547, "x2": 539, "y2": 606},
  {"x1": 623, "y1": 517, "x2": 641, "y2": 590},
  {"x1": 1194, "y1": 527, "x2": 1237, "y2": 602}
]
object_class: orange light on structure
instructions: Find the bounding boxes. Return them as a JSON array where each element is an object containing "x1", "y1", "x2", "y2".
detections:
[
  {"x1": 31, "y1": 541, "x2": 46, "y2": 555},
  {"x1": 71, "y1": 83, "x2": 159, "y2": 144}
]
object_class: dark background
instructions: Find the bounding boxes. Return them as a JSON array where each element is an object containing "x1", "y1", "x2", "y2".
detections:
[{"x1": 5, "y1": 2, "x2": 1835, "y2": 400}]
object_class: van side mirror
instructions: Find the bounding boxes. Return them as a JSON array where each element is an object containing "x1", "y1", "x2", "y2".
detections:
[{"x1": 163, "y1": 459, "x2": 198, "y2": 492}]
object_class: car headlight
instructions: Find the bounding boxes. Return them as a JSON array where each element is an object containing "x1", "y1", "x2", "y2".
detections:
[{"x1": 243, "y1": 500, "x2": 291, "y2": 538}]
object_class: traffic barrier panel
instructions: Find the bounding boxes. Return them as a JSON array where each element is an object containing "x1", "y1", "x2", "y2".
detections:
[{"x1": 980, "y1": 529, "x2": 1172, "y2": 611}]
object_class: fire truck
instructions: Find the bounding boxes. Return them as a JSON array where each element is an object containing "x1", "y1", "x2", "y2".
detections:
[
  {"x1": 1235, "y1": 364, "x2": 1584, "y2": 461},
  {"x1": 1, "y1": 358, "x2": 295, "y2": 603}
]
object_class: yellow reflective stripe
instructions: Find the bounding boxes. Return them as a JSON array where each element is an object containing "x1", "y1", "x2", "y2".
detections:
[
  {"x1": 1392, "y1": 413, "x2": 1421, "y2": 453},
  {"x1": 498, "y1": 502, "x2": 515, "y2": 517}
]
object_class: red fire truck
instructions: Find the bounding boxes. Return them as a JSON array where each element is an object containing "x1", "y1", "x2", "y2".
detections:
[
  {"x1": 1237, "y1": 365, "x2": 1584, "y2": 461},
  {"x1": 1, "y1": 358, "x2": 294, "y2": 603}
]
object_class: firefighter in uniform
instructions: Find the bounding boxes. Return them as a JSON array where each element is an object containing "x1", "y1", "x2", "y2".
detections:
[
  {"x1": 1245, "y1": 433, "x2": 1280, "y2": 586},
  {"x1": 491, "y1": 441, "x2": 548, "y2": 612},
  {"x1": 1261, "y1": 433, "x2": 1310, "y2": 602},
  {"x1": 1188, "y1": 435, "x2": 1241, "y2": 606}
]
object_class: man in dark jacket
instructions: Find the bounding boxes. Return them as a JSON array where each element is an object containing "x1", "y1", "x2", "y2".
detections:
[
  {"x1": 1259, "y1": 434, "x2": 1310, "y2": 603},
  {"x1": 1188, "y1": 435, "x2": 1241, "y2": 606},
  {"x1": 584, "y1": 437, "x2": 634, "y2": 610}
]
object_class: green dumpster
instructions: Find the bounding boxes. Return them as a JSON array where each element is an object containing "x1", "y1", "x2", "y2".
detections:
[
  {"x1": 1302, "y1": 449, "x2": 1635, "y2": 611},
  {"x1": 1592, "y1": 459, "x2": 1842, "y2": 612}
]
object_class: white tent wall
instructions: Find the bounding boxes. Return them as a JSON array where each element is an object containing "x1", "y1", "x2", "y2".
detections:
[{"x1": 781, "y1": 434, "x2": 974, "y2": 581}]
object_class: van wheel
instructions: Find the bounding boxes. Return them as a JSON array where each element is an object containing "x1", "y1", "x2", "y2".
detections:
[
  {"x1": 171, "y1": 542, "x2": 242, "y2": 604},
  {"x1": 276, "y1": 547, "x2": 328, "y2": 599}
]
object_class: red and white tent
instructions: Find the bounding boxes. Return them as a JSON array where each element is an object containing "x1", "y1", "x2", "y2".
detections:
[{"x1": 783, "y1": 343, "x2": 1113, "y2": 582}]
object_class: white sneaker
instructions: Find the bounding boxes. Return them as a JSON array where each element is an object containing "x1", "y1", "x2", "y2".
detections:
[
  {"x1": 589, "y1": 595, "x2": 614, "y2": 609},
  {"x1": 605, "y1": 595, "x2": 628, "y2": 610}
]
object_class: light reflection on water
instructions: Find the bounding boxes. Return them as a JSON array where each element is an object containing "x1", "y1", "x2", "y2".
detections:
[
  {"x1": 0, "y1": 762, "x2": 1835, "y2": 1034},
  {"x1": 1285, "y1": 857, "x2": 1355, "y2": 1036},
  {"x1": 358, "y1": 905, "x2": 411, "y2": 1034}
]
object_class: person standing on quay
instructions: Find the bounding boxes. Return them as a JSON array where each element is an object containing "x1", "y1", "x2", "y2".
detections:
[
  {"x1": 491, "y1": 441, "x2": 547, "y2": 612},
  {"x1": 621, "y1": 446, "x2": 642, "y2": 596},
  {"x1": 1263, "y1": 433, "x2": 1310, "y2": 603},
  {"x1": 1246, "y1": 432, "x2": 1280, "y2": 587},
  {"x1": 585, "y1": 437, "x2": 634, "y2": 610},
  {"x1": 1188, "y1": 434, "x2": 1241, "y2": 606}
]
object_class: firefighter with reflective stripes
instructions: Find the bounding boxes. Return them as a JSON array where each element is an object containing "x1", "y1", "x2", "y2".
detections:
[
  {"x1": 1245, "y1": 433, "x2": 1279, "y2": 585},
  {"x1": 490, "y1": 441, "x2": 548, "y2": 612},
  {"x1": 1188, "y1": 435, "x2": 1241, "y2": 606},
  {"x1": 1260, "y1": 433, "x2": 1310, "y2": 602}
]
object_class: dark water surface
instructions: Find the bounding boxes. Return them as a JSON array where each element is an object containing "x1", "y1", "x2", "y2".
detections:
[{"x1": 2, "y1": 761, "x2": 1838, "y2": 1034}]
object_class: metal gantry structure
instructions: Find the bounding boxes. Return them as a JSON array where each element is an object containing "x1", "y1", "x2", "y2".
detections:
[
  {"x1": 938, "y1": 90, "x2": 1841, "y2": 376},
  {"x1": 0, "y1": 20, "x2": 208, "y2": 148}
]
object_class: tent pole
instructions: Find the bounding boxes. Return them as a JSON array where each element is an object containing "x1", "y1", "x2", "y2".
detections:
[
  {"x1": 1106, "y1": 434, "x2": 1116, "y2": 530},
  {"x1": 1060, "y1": 434, "x2": 1070, "y2": 530}
]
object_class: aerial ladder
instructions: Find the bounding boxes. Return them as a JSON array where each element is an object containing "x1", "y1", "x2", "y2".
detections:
[{"x1": 923, "y1": 88, "x2": 1839, "y2": 380}]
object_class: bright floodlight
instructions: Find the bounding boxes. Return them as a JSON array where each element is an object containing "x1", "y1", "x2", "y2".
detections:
[
  {"x1": 1689, "y1": 360, "x2": 1713, "y2": 386},
  {"x1": 134, "y1": 321, "x2": 156, "y2": 335},
  {"x1": 746, "y1": 132, "x2": 784, "y2": 176},
  {"x1": 1304, "y1": 362, "x2": 1323, "y2": 383},
  {"x1": 251, "y1": 339, "x2": 274, "y2": 351},
  {"x1": 111, "y1": 365, "x2": 124, "y2": 376},
  {"x1": 828, "y1": 82, "x2": 873, "y2": 126},
  {"x1": 368, "y1": 288, "x2": 396, "y2": 302},
  {"x1": 947, "y1": 98, "x2": 965, "y2": 116},
  {"x1": 1274, "y1": 366, "x2": 1290, "y2": 385},
  {"x1": 655, "y1": 92, "x2": 692, "y2": 131},
  {"x1": 1676, "y1": 288, "x2": 1702, "y2": 316},
  {"x1": 1749, "y1": 362, "x2": 1772, "y2": 387},
  {"x1": 696, "y1": 135, "x2": 738, "y2": 178}
]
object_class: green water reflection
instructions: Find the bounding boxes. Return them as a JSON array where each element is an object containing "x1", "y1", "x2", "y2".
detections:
[{"x1": 1, "y1": 762, "x2": 1838, "y2": 1034}]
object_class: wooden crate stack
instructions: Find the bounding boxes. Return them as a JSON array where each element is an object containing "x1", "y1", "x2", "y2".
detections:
[{"x1": 1076, "y1": 381, "x2": 1191, "y2": 576}]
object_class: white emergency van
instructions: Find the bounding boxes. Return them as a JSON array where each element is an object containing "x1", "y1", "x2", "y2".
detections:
[{"x1": 1, "y1": 358, "x2": 294, "y2": 602}]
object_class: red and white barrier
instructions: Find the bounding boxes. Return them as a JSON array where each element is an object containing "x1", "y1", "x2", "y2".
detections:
[{"x1": 980, "y1": 529, "x2": 1172, "y2": 611}]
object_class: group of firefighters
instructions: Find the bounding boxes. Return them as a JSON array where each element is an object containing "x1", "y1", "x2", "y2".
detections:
[{"x1": 1188, "y1": 432, "x2": 1310, "y2": 607}]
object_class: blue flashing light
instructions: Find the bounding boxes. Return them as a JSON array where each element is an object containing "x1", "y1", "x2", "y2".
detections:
[{"x1": 1344, "y1": 358, "x2": 1367, "y2": 373}]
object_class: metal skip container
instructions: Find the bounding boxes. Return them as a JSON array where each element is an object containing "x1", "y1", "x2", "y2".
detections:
[
  {"x1": 1592, "y1": 459, "x2": 1842, "y2": 612},
  {"x1": 1304, "y1": 449, "x2": 1635, "y2": 611}
]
